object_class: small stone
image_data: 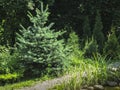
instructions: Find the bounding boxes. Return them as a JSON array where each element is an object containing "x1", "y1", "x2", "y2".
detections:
[
  {"x1": 107, "y1": 81, "x2": 117, "y2": 87},
  {"x1": 80, "y1": 89, "x2": 88, "y2": 90},
  {"x1": 82, "y1": 85, "x2": 88, "y2": 89},
  {"x1": 87, "y1": 86, "x2": 94, "y2": 90},
  {"x1": 94, "y1": 85, "x2": 104, "y2": 90}
]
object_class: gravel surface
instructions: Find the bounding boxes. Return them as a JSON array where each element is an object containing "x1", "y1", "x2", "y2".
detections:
[{"x1": 18, "y1": 75, "x2": 72, "y2": 90}]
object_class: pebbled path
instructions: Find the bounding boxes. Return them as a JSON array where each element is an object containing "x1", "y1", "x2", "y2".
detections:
[{"x1": 18, "y1": 75, "x2": 72, "y2": 90}]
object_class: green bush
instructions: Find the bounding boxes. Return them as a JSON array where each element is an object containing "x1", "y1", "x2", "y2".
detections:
[
  {"x1": 67, "y1": 31, "x2": 80, "y2": 55},
  {"x1": 16, "y1": 2, "x2": 70, "y2": 77},
  {"x1": 0, "y1": 46, "x2": 22, "y2": 74},
  {"x1": 67, "y1": 31, "x2": 84, "y2": 66},
  {"x1": 0, "y1": 73, "x2": 21, "y2": 85},
  {"x1": 0, "y1": 46, "x2": 23, "y2": 85},
  {"x1": 83, "y1": 37, "x2": 98, "y2": 58},
  {"x1": 0, "y1": 45, "x2": 12, "y2": 74},
  {"x1": 104, "y1": 27, "x2": 120, "y2": 59}
]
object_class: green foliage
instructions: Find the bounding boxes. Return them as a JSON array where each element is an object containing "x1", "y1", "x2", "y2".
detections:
[
  {"x1": 116, "y1": 27, "x2": 120, "y2": 44},
  {"x1": 83, "y1": 37, "x2": 98, "y2": 58},
  {"x1": 50, "y1": 56, "x2": 108, "y2": 90},
  {"x1": 0, "y1": 0, "x2": 29, "y2": 46},
  {"x1": 0, "y1": 0, "x2": 55, "y2": 46},
  {"x1": 0, "y1": 74, "x2": 52, "y2": 90},
  {"x1": 0, "y1": 46, "x2": 22, "y2": 75},
  {"x1": 93, "y1": 11, "x2": 105, "y2": 51},
  {"x1": 0, "y1": 73, "x2": 21, "y2": 85},
  {"x1": 17, "y1": 2, "x2": 69, "y2": 76},
  {"x1": 0, "y1": 46, "x2": 12, "y2": 74},
  {"x1": 0, "y1": 20, "x2": 5, "y2": 44},
  {"x1": 67, "y1": 31, "x2": 80, "y2": 53},
  {"x1": 0, "y1": 20, "x2": 4, "y2": 36},
  {"x1": 0, "y1": 45, "x2": 23, "y2": 85},
  {"x1": 104, "y1": 27, "x2": 120, "y2": 59},
  {"x1": 83, "y1": 16, "x2": 91, "y2": 39},
  {"x1": 0, "y1": 0, "x2": 120, "y2": 48},
  {"x1": 92, "y1": 54, "x2": 108, "y2": 84},
  {"x1": 67, "y1": 31, "x2": 85, "y2": 66}
]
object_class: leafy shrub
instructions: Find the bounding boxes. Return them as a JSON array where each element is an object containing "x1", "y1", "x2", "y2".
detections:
[
  {"x1": 0, "y1": 45, "x2": 12, "y2": 74},
  {"x1": 83, "y1": 37, "x2": 98, "y2": 58},
  {"x1": 0, "y1": 46, "x2": 22, "y2": 74},
  {"x1": 0, "y1": 46, "x2": 23, "y2": 85},
  {"x1": 0, "y1": 73, "x2": 21, "y2": 85},
  {"x1": 67, "y1": 31, "x2": 84, "y2": 66},
  {"x1": 103, "y1": 27, "x2": 120, "y2": 59},
  {"x1": 16, "y1": 2, "x2": 70, "y2": 77},
  {"x1": 67, "y1": 31, "x2": 80, "y2": 55}
]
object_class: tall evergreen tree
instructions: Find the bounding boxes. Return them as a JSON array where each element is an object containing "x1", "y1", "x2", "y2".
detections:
[
  {"x1": 104, "y1": 27, "x2": 120, "y2": 59},
  {"x1": 93, "y1": 11, "x2": 104, "y2": 52},
  {"x1": 83, "y1": 16, "x2": 91, "y2": 39},
  {"x1": 16, "y1": 2, "x2": 69, "y2": 76}
]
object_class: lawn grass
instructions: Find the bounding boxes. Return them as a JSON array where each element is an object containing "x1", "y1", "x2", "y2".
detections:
[{"x1": 0, "y1": 75, "x2": 52, "y2": 90}]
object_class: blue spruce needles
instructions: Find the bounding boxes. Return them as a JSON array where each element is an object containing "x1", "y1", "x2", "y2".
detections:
[{"x1": 16, "y1": 2, "x2": 69, "y2": 76}]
